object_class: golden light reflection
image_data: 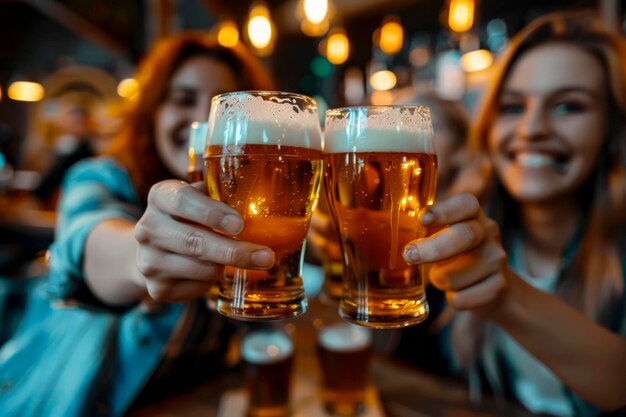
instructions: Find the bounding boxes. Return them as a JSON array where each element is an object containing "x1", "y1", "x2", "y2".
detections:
[
  {"x1": 378, "y1": 16, "x2": 403, "y2": 55},
  {"x1": 369, "y1": 70, "x2": 397, "y2": 91},
  {"x1": 325, "y1": 29, "x2": 350, "y2": 65},
  {"x1": 8, "y1": 81, "x2": 44, "y2": 102},
  {"x1": 448, "y1": 0, "x2": 474, "y2": 32},
  {"x1": 304, "y1": 0, "x2": 328, "y2": 24},
  {"x1": 247, "y1": 3, "x2": 275, "y2": 55},
  {"x1": 460, "y1": 49, "x2": 493, "y2": 72},
  {"x1": 249, "y1": 203, "x2": 259, "y2": 216},
  {"x1": 117, "y1": 78, "x2": 139, "y2": 100},
  {"x1": 217, "y1": 21, "x2": 240, "y2": 47}
]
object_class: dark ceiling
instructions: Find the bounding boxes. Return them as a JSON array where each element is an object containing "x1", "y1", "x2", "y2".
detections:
[{"x1": 0, "y1": 0, "x2": 613, "y2": 163}]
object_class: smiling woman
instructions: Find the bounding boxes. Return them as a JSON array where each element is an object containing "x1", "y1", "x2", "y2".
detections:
[
  {"x1": 400, "y1": 9, "x2": 626, "y2": 417},
  {"x1": 489, "y1": 42, "x2": 608, "y2": 205},
  {"x1": 0, "y1": 32, "x2": 276, "y2": 417}
]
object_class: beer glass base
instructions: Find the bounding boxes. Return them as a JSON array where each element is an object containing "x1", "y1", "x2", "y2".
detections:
[
  {"x1": 339, "y1": 298, "x2": 429, "y2": 329},
  {"x1": 218, "y1": 297, "x2": 308, "y2": 321}
]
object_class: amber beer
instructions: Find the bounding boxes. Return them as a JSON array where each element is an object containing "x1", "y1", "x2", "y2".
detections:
[
  {"x1": 242, "y1": 330, "x2": 294, "y2": 417},
  {"x1": 316, "y1": 322, "x2": 372, "y2": 416},
  {"x1": 324, "y1": 106, "x2": 436, "y2": 328},
  {"x1": 205, "y1": 143, "x2": 323, "y2": 318},
  {"x1": 205, "y1": 91, "x2": 323, "y2": 320}
]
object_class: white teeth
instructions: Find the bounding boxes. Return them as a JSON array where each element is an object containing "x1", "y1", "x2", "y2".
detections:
[{"x1": 515, "y1": 152, "x2": 556, "y2": 169}]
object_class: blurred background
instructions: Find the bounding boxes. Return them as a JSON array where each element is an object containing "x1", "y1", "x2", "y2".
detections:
[{"x1": 0, "y1": 0, "x2": 624, "y2": 175}]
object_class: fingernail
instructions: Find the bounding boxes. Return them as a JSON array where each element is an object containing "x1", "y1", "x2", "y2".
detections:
[
  {"x1": 251, "y1": 250, "x2": 274, "y2": 268},
  {"x1": 404, "y1": 247, "x2": 420, "y2": 263},
  {"x1": 220, "y1": 214, "x2": 243, "y2": 234},
  {"x1": 420, "y1": 210, "x2": 435, "y2": 226}
]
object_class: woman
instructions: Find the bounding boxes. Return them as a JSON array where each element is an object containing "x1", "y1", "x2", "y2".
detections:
[
  {"x1": 0, "y1": 32, "x2": 274, "y2": 417},
  {"x1": 403, "y1": 11, "x2": 626, "y2": 416}
]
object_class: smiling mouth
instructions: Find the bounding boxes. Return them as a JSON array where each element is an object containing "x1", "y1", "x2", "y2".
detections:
[
  {"x1": 173, "y1": 130, "x2": 189, "y2": 148},
  {"x1": 512, "y1": 152, "x2": 568, "y2": 172}
]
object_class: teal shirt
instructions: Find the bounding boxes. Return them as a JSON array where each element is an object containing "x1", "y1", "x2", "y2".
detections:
[{"x1": 0, "y1": 158, "x2": 184, "y2": 417}]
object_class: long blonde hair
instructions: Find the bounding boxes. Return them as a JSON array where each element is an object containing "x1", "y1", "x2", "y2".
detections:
[{"x1": 451, "y1": 10, "x2": 626, "y2": 368}]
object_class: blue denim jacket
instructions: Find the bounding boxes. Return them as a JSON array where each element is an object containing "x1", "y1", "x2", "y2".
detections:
[{"x1": 0, "y1": 158, "x2": 185, "y2": 417}]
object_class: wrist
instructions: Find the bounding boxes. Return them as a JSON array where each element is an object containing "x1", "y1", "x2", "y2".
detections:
[{"x1": 481, "y1": 268, "x2": 526, "y2": 327}]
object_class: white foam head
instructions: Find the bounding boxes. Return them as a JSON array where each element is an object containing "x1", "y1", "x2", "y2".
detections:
[
  {"x1": 242, "y1": 330, "x2": 294, "y2": 364},
  {"x1": 324, "y1": 105, "x2": 434, "y2": 154},
  {"x1": 318, "y1": 322, "x2": 372, "y2": 352},
  {"x1": 207, "y1": 91, "x2": 322, "y2": 150}
]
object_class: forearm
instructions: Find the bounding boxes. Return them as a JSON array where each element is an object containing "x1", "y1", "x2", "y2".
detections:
[
  {"x1": 491, "y1": 272, "x2": 626, "y2": 410},
  {"x1": 84, "y1": 218, "x2": 147, "y2": 306}
]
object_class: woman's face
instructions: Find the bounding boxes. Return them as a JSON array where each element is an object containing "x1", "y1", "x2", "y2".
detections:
[
  {"x1": 155, "y1": 55, "x2": 239, "y2": 179},
  {"x1": 488, "y1": 42, "x2": 608, "y2": 204}
]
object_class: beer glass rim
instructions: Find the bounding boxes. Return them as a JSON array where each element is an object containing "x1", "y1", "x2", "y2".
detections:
[
  {"x1": 212, "y1": 90, "x2": 317, "y2": 104},
  {"x1": 325, "y1": 104, "x2": 430, "y2": 117}
]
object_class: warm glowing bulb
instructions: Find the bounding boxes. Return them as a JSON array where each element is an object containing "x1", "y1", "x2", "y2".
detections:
[
  {"x1": 460, "y1": 49, "x2": 493, "y2": 72},
  {"x1": 326, "y1": 30, "x2": 349, "y2": 65},
  {"x1": 247, "y1": 4, "x2": 273, "y2": 51},
  {"x1": 369, "y1": 70, "x2": 397, "y2": 91},
  {"x1": 448, "y1": 0, "x2": 474, "y2": 32},
  {"x1": 379, "y1": 18, "x2": 403, "y2": 55},
  {"x1": 304, "y1": 0, "x2": 328, "y2": 25},
  {"x1": 117, "y1": 78, "x2": 139, "y2": 99},
  {"x1": 217, "y1": 21, "x2": 239, "y2": 48},
  {"x1": 8, "y1": 81, "x2": 45, "y2": 102}
]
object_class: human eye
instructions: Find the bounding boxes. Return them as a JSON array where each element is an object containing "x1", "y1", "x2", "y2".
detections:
[
  {"x1": 552, "y1": 101, "x2": 586, "y2": 116},
  {"x1": 167, "y1": 89, "x2": 197, "y2": 107},
  {"x1": 498, "y1": 101, "x2": 525, "y2": 115}
]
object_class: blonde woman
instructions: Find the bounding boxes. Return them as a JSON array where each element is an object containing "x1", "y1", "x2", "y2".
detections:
[{"x1": 404, "y1": 11, "x2": 626, "y2": 416}]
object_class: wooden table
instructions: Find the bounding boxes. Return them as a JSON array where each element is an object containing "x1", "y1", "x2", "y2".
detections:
[{"x1": 130, "y1": 295, "x2": 542, "y2": 417}]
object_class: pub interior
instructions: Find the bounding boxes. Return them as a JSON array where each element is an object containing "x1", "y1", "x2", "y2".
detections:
[{"x1": 1, "y1": 1, "x2": 625, "y2": 417}]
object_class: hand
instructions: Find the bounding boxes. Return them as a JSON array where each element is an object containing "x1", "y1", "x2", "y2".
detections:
[
  {"x1": 403, "y1": 193, "x2": 509, "y2": 316},
  {"x1": 134, "y1": 180, "x2": 275, "y2": 303}
]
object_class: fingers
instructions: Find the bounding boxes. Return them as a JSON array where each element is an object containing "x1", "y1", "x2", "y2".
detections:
[
  {"x1": 136, "y1": 215, "x2": 274, "y2": 269},
  {"x1": 136, "y1": 248, "x2": 223, "y2": 303},
  {"x1": 136, "y1": 247, "x2": 224, "y2": 282},
  {"x1": 418, "y1": 193, "x2": 481, "y2": 228},
  {"x1": 146, "y1": 278, "x2": 216, "y2": 303},
  {"x1": 445, "y1": 271, "x2": 507, "y2": 311},
  {"x1": 404, "y1": 219, "x2": 485, "y2": 264},
  {"x1": 148, "y1": 180, "x2": 243, "y2": 235},
  {"x1": 428, "y1": 240, "x2": 507, "y2": 292}
]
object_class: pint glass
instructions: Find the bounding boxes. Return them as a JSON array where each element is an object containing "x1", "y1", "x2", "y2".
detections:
[
  {"x1": 242, "y1": 328, "x2": 294, "y2": 417},
  {"x1": 205, "y1": 91, "x2": 323, "y2": 320},
  {"x1": 324, "y1": 106, "x2": 436, "y2": 328},
  {"x1": 316, "y1": 321, "x2": 372, "y2": 416}
]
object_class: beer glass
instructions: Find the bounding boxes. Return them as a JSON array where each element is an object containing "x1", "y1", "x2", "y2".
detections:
[
  {"x1": 316, "y1": 321, "x2": 372, "y2": 417},
  {"x1": 324, "y1": 106, "x2": 436, "y2": 328},
  {"x1": 205, "y1": 91, "x2": 323, "y2": 320},
  {"x1": 241, "y1": 328, "x2": 294, "y2": 417},
  {"x1": 188, "y1": 121, "x2": 208, "y2": 182}
]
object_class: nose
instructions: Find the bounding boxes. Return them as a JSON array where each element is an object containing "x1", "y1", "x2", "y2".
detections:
[{"x1": 516, "y1": 100, "x2": 550, "y2": 141}]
